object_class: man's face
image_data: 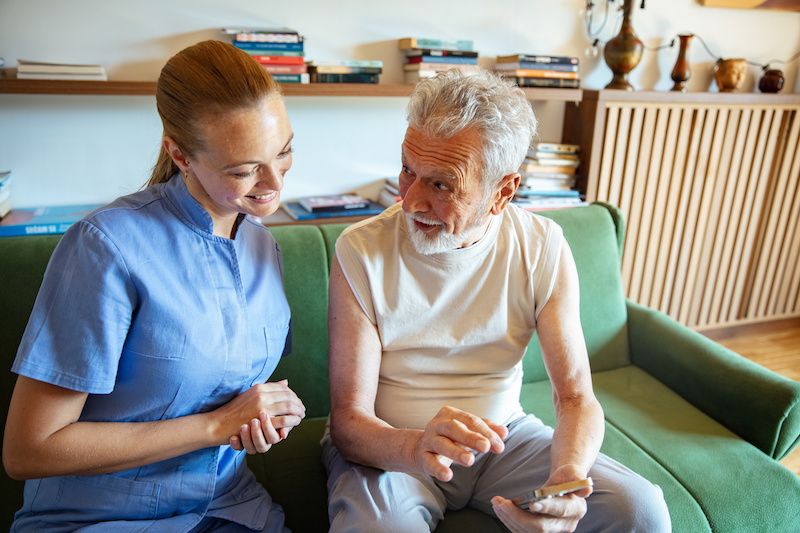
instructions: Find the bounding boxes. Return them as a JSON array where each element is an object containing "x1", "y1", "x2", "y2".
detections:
[{"x1": 399, "y1": 126, "x2": 494, "y2": 254}]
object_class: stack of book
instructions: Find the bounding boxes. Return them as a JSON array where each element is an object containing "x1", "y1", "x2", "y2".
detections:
[
  {"x1": 15, "y1": 60, "x2": 107, "y2": 81},
  {"x1": 512, "y1": 142, "x2": 585, "y2": 211},
  {"x1": 281, "y1": 194, "x2": 385, "y2": 221},
  {"x1": 223, "y1": 27, "x2": 309, "y2": 84},
  {"x1": 399, "y1": 37, "x2": 480, "y2": 84},
  {"x1": 306, "y1": 60, "x2": 383, "y2": 84},
  {"x1": 0, "y1": 171, "x2": 11, "y2": 219},
  {"x1": 494, "y1": 54, "x2": 579, "y2": 89},
  {"x1": 377, "y1": 178, "x2": 402, "y2": 208}
]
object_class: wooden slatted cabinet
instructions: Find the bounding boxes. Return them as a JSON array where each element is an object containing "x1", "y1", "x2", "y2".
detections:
[{"x1": 564, "y1": 90, "x2": 800, "y2": 330}]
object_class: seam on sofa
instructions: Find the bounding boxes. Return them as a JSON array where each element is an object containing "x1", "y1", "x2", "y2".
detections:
[{"x1": 601, "y1": 417, "x2": 714, "y2": 532}]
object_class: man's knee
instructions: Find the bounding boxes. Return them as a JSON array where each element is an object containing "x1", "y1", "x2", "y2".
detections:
[
  {"x1": 584, "y1": 472, "x2": 671, "y2": 533},
  {"x1": 328, "y1": 467, "x2": 444, "y2": 533}
]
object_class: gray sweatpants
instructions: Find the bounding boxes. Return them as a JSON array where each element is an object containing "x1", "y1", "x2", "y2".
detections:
[{"x1": 322, "y1": 414, "x2": 671, "y2": 532}]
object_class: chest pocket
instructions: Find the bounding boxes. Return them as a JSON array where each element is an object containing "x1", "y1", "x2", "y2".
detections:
[{"x1": 250, "y1": 323, "x2": 290, "y2": 386}]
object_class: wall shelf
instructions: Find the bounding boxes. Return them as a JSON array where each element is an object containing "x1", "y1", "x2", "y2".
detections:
[{"x1": 0, "y1": 78, "x2": 583, "y2": 102}]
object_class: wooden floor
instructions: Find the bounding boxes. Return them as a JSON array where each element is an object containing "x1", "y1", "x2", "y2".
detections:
[{"x1": 702, "y1": 319, "x2": 800, "y2": 476}]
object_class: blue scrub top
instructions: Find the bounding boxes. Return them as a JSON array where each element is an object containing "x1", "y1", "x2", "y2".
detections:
[{"x1": 11, "y1": 175, "x2": 292, "y2": 531}]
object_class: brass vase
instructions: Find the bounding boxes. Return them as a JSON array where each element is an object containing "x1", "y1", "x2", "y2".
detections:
[
  {"x1": 670, "y1": 33, "x2": 693, "y2": 92},
  {"x1": 603, "y1": 0, "x2": 644, "y2": 91}
]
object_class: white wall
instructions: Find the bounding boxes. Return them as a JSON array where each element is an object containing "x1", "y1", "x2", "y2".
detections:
[{"x1": 1, "y1": 0, "x2": 798, "y2": 208}]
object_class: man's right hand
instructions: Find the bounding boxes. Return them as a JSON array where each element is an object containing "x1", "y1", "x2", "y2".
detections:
[{"x1": 413, "y1": 405, "x2": 508, "y2": 482}]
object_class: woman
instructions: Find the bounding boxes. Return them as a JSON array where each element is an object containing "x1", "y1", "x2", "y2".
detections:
[{"x1": 2, "y1": 40, "x2": 306, "y2": 532}]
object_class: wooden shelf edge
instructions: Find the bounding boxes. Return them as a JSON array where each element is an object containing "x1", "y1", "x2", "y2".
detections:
[
  {"x1": 582, "y1": 89, "x2": 800, "y2": 106},
  {"x1": 0, "y1": 79, "x2": 415, "y2": 97},
  {"x1": 0, "y1": 78, "x2": 584, "y2": 102}
]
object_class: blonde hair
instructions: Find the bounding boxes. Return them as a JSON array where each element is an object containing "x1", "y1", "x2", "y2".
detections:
[{"x1": 148, "y1": 40, "x2": 282, "y2": 186}]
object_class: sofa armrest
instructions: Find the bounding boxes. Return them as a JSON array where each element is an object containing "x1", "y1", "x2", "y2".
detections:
[{"x1": 626, "y1": 299, "x2": 800, "y2": 460}]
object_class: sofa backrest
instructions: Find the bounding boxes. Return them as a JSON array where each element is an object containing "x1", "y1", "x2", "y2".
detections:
[
  {"x1": 526, "y1": 203, "x2": 630, "y2": 381},
  {"x1": 285, "y1": 203, "x2": 632, "y2": 388}
]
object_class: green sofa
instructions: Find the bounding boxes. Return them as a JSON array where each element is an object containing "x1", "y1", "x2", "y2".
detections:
[{"x1": 2, "y1": 202, "x2": 800, "y2": 532}]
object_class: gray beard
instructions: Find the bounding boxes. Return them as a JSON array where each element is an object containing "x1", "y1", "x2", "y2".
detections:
[{"x1": 403, "y1": 199, "x2": 491, "y2": 255}]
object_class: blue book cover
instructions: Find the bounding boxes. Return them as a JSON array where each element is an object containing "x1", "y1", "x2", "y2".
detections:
[
  {"x1": 0, "y1": 204, "x2": 103, "y2": 237},
  {"x1": 281, "y1": 200, "x2": 384, "y2": 221},
  {"x1": 233, "y1": 41, "x2": 304, "y2": 52},
  {"x1": 407, "y1": 55, "x2": 478, "y2": 65}
]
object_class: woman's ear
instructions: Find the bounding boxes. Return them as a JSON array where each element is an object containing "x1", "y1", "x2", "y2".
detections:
[
  {"x1": 163, "y1": 137, "x2": 190, "y2": 174},
  {"x1": 490, "y1": 173, "x2": 521, "y2": 215}
]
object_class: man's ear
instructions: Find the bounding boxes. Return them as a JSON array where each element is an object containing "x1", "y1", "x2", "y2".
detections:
[
  {"x1": 163, "y1": 136, "x2": 190, "y2": 174},
  {"x1": 490, "y1": 173, "x2": 520, "y2": 215}
]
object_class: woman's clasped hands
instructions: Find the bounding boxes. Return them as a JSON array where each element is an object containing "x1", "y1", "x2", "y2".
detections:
[{"x1": 216, "y1": 379, "x2": 305, "y2": 455}]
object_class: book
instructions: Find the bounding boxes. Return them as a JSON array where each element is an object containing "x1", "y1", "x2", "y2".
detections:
[
  {"x1": 263, "y1": 64, "x2": 308, "y2": 74},
  {"x1": 16, "y1": 60, "x2": 107, "y2": 81},
  {"x1": 252, "y1": 55, "x2": 306, "y2": 65},
  {"x1": 307, "y1": 60, "x2": 384, "y2": 68},
  {"x1": 398, "y1": 38, "x2": 474, "y2": 52},
  {"x1": 494, "y1": 62, "x2": 579, "y2": 73},
  {"x1": 515, "y1": 187, "x2": 580, "y2": 198},
  {"x1": 233, "y1": 41, "x2": 304, "y2": 52},
  {"x1": 16, "y1": 72, "x2": 108, "y2": 81},
  {"x1": 281, "y1": 200, "x2": 384, "y2": 221},
  {"x1": 511, "y1": 77, "x2": 580, "y2": 89},
  {"x1": 0, "y1": 204, "x2": 103, "y2": 237},
  {"x1": 404, "y1": 49, "x2": 479, "y2": 58},
  {"x1": 403, "y1": 62, "x2": 481, "y2": 72},
  {"x1": 531, "y1": 143, "x2": 581, "y2": 154},
  {"x1": 521, "y1": 174, "x2": 577, "y2": 190},
  {"x1": 407, "y1": 55, "x2": 478, "y2": 65},
  {"x1": 497, "y1": 69, "x2": 578, "y2": 80},
  {"x1": 263, "y1": 64, "x2": 308, "y2": 75},
  {"x1": 222, "y1": 27, "x2": 302, "y2": 43},
  {"x1": 307, "y1": 65, "x2": 382, "y2": 75},
  {"x1": 496, "y1": 54, "x2": 578, "y2": 65},
  {"x1": 271, "y1": 73, "x2": 310, "y2": 84},
  {"x1": 310, "y1": 72, "x2": 379, "y2": 84},
  {"x1": 0, "y1": 172, "x2": 10, "y2": 219},
  {"x1": 17, "y1": 60, "x2": 106, "y2": 76},
  {"x1": 519, "y1": 161, "x2": 577, "y2": 175},
  {"x1": 241, "y1": 49, "x2": 305, "y2": 57},
  {"x1": 533, "y1": 151, "x2": 579, "y2": 161},
  {"x1": 298, "y1": 194, "x2": 369, "y2": 213}
]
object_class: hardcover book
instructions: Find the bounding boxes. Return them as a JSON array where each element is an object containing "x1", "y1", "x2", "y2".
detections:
[
  {"x1": 497, "y1": 69, "x2": 578, "y2": 79},
  {"x1": 398, "y1": 38, "x2": 474, "y2": 52},
  {"x1": 298, "y1": 194, "x2": 369, "y2": 213},
  {"x1": 496, "y1": 54, "x2": 578, "y2": 65},
  {"x1": 233, "y1": 41, "x2": 304, "y2": 52},
  {"x1": 494, "y1": 62, "x2": 578, "y2": 73},
  {"x1": 310, "y1": 72, "x2": 379, "y2": 84},
  {"x1": 282, "y1": 200, "x2": 384, "y2": 220},
  {"x1": 407, "y1": 56, "x2": 478, "y2": 65},
  {"x1": 0, "y1": 204, "x2": 103, "y2": 237},
  {"x1": 404, "y1": 49, "x2": 479, "y2": 58},
  {"x1": 511, "y1": 77, "x2": 580, "y2": 89}
]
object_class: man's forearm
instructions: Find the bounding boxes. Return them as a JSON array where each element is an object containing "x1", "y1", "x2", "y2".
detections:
[
  {"x1": 330, "y1": 406, "x2": 423, "y2": 473},
  {"x1": 550, "y1": 396, "x2": 605, "y2": 479}
]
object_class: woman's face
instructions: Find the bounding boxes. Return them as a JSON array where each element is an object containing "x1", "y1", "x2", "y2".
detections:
[{"x1": 183, "y1": 95, "x2": 293, "y2": 236}]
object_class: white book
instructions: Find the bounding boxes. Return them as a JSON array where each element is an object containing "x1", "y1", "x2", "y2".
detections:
[{"x1": 17, "y1": 60, "x2": 106, "y2": 76}]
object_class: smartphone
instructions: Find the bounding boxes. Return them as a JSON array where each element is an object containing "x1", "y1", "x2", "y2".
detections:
[{"x1": 516, "y1": 477, "x2": 593, "y2": 508}]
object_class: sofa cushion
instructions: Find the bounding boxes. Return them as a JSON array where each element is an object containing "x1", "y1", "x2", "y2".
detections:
[{"x1": 521, "y1": 365, "x2": 800, "y2": 532}]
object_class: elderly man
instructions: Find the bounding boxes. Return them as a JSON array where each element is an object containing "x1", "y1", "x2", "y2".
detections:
[{"x1": 322, "y1": 69, "x2": 670, "y2": 532}]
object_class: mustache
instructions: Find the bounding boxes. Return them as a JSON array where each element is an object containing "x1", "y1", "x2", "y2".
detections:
[{"x1": 408, "y1": 214, "x2": 444, "y2": 227}]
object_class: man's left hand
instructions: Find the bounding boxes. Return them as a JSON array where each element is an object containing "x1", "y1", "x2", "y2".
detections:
[{"x1": 491, "y1": 493, "x2": 588, "y2": 533}]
